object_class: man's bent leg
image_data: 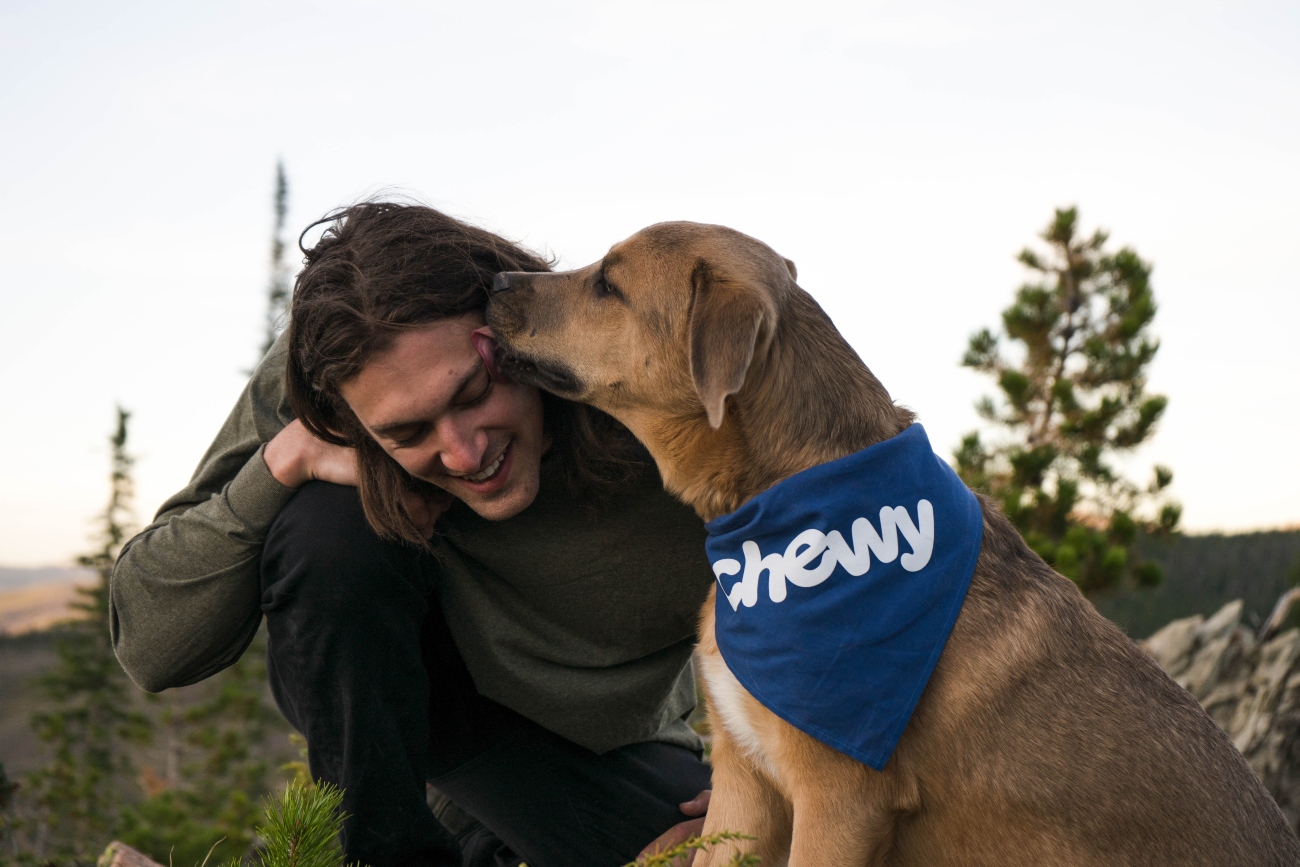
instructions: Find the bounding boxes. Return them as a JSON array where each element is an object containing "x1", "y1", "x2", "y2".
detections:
[
  {"x1": 261, "y1": 482, "x2": 479, "y2": 867},
  {"x1": 261, "y1": 482, "x2": 712, "y2": 867}
]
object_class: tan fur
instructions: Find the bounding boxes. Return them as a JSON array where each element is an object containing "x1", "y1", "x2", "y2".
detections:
[{"x1": 487, "y1": 222, "x2": 1300, "y2": 865}]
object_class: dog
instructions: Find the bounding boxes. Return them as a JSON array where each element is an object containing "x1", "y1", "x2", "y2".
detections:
[{"x1": 485, "y1": 222, "x2": 1300, "y2": 866}]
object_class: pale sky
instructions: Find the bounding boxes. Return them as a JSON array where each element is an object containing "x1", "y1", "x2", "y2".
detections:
[{"x1": 1, "y1": 0, "x2": 1297, "y2": 567}]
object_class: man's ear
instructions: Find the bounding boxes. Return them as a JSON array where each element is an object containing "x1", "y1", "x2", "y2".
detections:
[{"x1": 689, "y1": 262, "x2": 777, "y2": 429}]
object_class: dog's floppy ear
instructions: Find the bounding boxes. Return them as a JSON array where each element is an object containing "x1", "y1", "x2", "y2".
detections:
[
  {"x1": 689, "y1": 261, "x2": 777, "y2": 429},
  {"x1": 783, "y1": 258, "x2": 797, "y2": 280}
]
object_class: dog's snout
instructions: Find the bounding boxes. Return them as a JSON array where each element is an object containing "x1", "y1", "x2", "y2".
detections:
[{"x1": 491, "y1": 272, "x2": 512, "y2": 295}]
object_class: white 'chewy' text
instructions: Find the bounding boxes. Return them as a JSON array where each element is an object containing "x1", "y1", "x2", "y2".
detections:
[{"x1": 712, "y1": 500, "x2": 935, "y2": 611}]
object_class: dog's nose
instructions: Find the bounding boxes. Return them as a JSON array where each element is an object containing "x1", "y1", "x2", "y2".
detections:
[{"x1": 491, "y1": 272, "x2": 512, "y2": 295}]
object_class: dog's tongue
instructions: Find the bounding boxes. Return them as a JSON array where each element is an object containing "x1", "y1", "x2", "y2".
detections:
[{"x1": 471, "y1": 327, "x2": 510, "y2": 383}]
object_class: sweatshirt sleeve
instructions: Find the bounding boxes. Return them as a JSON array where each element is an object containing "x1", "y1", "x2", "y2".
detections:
[{"x1": 110, "y1": 335, "x2": 299, "y2": 692}]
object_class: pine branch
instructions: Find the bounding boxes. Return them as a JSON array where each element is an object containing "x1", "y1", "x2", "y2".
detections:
[{"x1": 255, "y1": 782, "x2": 355, "y2": 867}]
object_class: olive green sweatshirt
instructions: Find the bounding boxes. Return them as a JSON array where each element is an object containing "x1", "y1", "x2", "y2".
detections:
[{"x1": 109, "y1": 337, "x2": 714, "y2": 755}]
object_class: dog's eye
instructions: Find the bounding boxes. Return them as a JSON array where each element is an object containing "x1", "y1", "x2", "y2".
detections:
[{"x1": 594, "y1": 274, "x2": 623, "y2": 300}]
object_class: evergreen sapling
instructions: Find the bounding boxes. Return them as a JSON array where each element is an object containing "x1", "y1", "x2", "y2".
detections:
[{"x1": 956, "y1": 207, "x2": 1181, "y2": 594}]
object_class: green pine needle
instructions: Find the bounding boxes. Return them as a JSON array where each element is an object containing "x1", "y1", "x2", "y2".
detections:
[{"x1": 253, "y1": 781, "x2": 360, "y2": 867}]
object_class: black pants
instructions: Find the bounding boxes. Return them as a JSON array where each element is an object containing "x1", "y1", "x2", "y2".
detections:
[{"x1": 260, "y1": 482, "x2": 711, "y2": 867}]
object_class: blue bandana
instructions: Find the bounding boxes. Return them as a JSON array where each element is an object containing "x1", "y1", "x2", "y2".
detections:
[{"x1": 704, "y1": 424, "x2": 983, "y2": 770}]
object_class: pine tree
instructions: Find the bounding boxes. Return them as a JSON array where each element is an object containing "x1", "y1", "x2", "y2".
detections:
[
  {"x1": 259, "y1": 161, "x2": 291, "y2": 359},
  {"x1": 23, "y1": 407, "x2": 152, "y2": 862},
  {"x1": 956, "y1": 207, "x2": 1181, "y2": 595},
  {"x1": 115, "y1": 162, "x2": 296, "y2": 864}
]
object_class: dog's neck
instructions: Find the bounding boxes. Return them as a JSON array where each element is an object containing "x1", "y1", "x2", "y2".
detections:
[{"x1": 628, "y1": 290, "x2": 914, "y2": 522}]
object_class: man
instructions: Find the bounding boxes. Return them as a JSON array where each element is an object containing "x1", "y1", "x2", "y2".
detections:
[{"x1": 110, "y1": 203, "x2": 714, "y2": 867}]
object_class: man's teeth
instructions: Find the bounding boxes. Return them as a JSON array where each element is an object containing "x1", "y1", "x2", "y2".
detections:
[{"x1": 465, "y1": 452, "x2": 505, "y2": 482}]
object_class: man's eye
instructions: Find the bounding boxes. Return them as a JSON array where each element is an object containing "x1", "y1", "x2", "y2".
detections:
[
  {"x1": 466, "y1": 379, "x2": 492, "y2": 406},
  {"x1": 456, "y1": 365, "x2": 493, "y2": 407},
  {"x1": 394, "y1": 425, "x2": 428, "y2": 447}
]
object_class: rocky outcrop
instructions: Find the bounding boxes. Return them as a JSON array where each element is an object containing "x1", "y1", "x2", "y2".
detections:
[{"x1": 1143, "y1": 599, "x2": 1300, "y2": 829}]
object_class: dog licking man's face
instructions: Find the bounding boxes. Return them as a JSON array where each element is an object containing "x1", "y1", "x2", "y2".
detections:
[
  {"x1": 486, "y1": 221, "x2": 796, "y2": 435},
  {"x1": 487, "y1": 229, "x2": 692, "y2": 415}
]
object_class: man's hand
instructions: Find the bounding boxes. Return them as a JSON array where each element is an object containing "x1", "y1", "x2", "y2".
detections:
[
  {"x1": 265, "y1": 420, "x2": 451, "y2": 538},
  {"x1": 402, "y1": 487, "x2": 454, "y2": 539},
  {"x1": 639, "y1": 790, "x2": 710, "y2": 864},
  {"x1": 264, "y1": 419, "x2": 359, "y2": 489}
]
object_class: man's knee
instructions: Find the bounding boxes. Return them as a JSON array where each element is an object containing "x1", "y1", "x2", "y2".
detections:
[
  {"x1": 261, "y1": 481, "x2": 434, "y2": 617},
  {"x1": 265, "y1": 481, "x2": 372, "y2": 567}
]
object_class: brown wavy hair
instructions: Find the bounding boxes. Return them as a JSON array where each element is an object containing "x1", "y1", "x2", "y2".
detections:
[{"x1": 285, "y1": 201, "x2": 640, "y2": 547}]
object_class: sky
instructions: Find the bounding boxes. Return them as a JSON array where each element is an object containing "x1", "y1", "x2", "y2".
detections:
[{"x1": 0, "y1": 0, "x2": 1297, "y2": 567}]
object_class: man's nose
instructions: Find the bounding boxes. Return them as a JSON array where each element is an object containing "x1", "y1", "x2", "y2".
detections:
[{"x1": 435, "y1": 417, "x2": 487, "y2": 475}]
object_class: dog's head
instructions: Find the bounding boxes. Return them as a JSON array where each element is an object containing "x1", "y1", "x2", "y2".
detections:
[{"x1": 486, "y1": 221, "x2": 798, "y2": 432}]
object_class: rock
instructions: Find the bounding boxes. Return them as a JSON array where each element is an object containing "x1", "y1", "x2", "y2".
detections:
[
  {"x1": 1141, "y1": 597, "x2": 1300, "y2": 832},
  {"x1": 97, "y1": 842, "x2": 164, "y2": 867},
  {"x1": 1201, "y1": 678, "x2": 1249, "y2": 730},
  {"x1": 1144, "y1": 613, "x2": 1204, "y2": 677},
  {"x1": 1231, "y1": 630, "x2": 1300, "y2": 756},
  {"x1": 1180, "y1": 632, "x2": 1239, "y2": 700},
  {"x1": 1198, "y1": 599, "x2": 1244, "y2": 645}
]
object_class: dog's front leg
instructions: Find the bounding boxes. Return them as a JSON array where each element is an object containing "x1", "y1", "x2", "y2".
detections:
[
  {"x1": 785, "y1": 795, "x2": 898, "y2": 867},
  {"x1": 784, "y1": 749, "x2": 902, "y2": 867},
  {"x1": 694, "y1": 722, "x2": 793, "y2": 867}
]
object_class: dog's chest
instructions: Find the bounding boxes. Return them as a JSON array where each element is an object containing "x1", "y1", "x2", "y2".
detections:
[{"x1": 700, "y1": 652, "x2": 785, "y2": 787}]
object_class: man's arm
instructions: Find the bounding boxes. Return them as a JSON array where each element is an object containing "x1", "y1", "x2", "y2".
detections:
[
  {"x1": 110, "y1": 337, "x2": 303, "y2": 691},
  {"x1": 111, "y1": 334, "x2": 444, "y2": 691}
]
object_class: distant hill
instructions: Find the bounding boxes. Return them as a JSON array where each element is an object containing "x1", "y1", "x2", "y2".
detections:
[
  {"x1": 0, "y1": 567, "x2": 97, "y2": 635},
  {"x1": 0, "y1": 582, "x2": 92, "y2": 636},
  {"x1": 1093, "y1": 529, "x2": 1300, "y2": 638},
  {"x1": 0, "y1": 565, "x2": 96, "y2": 593}
]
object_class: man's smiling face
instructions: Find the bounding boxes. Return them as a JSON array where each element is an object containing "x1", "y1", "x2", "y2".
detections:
[{"x1": 339, "y1": 313, "x2": 549, "y2": 521}]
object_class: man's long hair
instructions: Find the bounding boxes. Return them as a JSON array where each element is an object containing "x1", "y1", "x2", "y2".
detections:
[{"x1": 285, "y1": 202, "x2": 638, "y2": 547}]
